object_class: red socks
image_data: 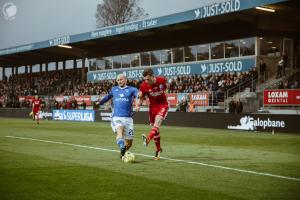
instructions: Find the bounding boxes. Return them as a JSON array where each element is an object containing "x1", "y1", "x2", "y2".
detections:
[{"x1": 148, "y1": 127, "x2": 161, "y2": 152}]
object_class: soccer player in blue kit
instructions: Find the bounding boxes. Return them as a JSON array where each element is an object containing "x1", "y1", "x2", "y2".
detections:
[{"x1": 99, "y1": 74, "x2": 138, "y2": 160}]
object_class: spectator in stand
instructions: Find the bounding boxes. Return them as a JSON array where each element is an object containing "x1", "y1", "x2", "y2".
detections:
[
  {"x1": 290, "y1": 80, "x2": 299, "y2": 89},
  {"x1": 229, "y1": 99, "x2": 236, "y2": 114},
  {"x1": 93, "y1": 101, "x2": 100, "y2": 110},
  {"x1": 276, "y1": 59, "x2": 283, "y2": 79},
  {"x1": 259, "y1": 59, "x2": 267, "y2": 82},
  {"x1": 71, "y1": 99, "x2": 78, "y2": 109},
  {"x1": 187, "y1": 100, "x2": 195, "y2": 112},
  {"x1": 283, "y1": 81, "x2": 289, "y2": 89},
  {"x1": 282, "y1": 52, "x2": 288, "y2": 76},
  {"x1": 82, "y1": 101, "x2": 86, "y2": 110},
  {"x1": 278, "y1": 80, "x2": 285, "y2": 89},
  {"x1": 177, "y1": 96, "x2": 188, "y2": 112},
  {"x1": 235, "y1": 99, "x2": 243, "y2": 114},
  {"x1": 54, "y1": 100, "x2": 60, "y2": 109},
  {"x1": 66, "y1": 99, "x2": 72, "y2": 109}
]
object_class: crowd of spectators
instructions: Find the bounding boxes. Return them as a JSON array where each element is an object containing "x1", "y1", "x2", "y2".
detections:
[
  {"x1": 167, "y1": 68, "x2": 257, "y2": 94},
  {"x1": 277, "y1": 80, "x2": 299, "y2": 89},
  {"x1": 0, "y1": 68, "x2": 85, "y2": 108},
  {"x1": 55, "y1": 68, "x2": 258, "y2": 98},
  {"x1": 0, "y1": 67, "x2": 259, "y2": 108}
]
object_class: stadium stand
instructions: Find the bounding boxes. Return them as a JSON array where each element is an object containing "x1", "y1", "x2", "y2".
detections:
[{"x1": 0, "y1": 66, "x2": 260, "y2": 109}]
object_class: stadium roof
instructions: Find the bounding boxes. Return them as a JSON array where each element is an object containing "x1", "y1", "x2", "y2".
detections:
[{"x1": 0, "y1": 0, "x2": 299, "y2": 68}]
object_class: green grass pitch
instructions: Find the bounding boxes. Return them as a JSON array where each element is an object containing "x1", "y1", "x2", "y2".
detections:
[{"x1": 0, "y1": 117, "x2": 299, "y2": 200}]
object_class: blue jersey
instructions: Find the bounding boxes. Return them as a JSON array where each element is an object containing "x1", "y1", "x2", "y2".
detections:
[{"x1": 99, "y1": 86, "x2": 138, "y2": 117}]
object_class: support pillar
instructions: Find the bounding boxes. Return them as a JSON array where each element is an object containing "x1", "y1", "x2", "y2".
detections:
[
  {"x1": 63, "y1": 60, "x2": 66, "y2": 70},
  {"x1": 74, "y1": 59, "x2": 77, "y2": 69},
  {"x1": 81, "y1": 57, "x2": 86, "y2": 84}
]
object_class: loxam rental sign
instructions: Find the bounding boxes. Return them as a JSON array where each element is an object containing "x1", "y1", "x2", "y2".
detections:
[{"x1": 264, "y1": 89, "x2": 300, "y2": 106}]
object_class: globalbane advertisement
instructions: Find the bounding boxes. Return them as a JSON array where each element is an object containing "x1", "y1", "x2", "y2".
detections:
[
  {"x1": 53, "y1": 110, "x2": 95, "y2": 122},
  {"x1": 227, "y1": 116, "x2": 286, "y2": 131}
]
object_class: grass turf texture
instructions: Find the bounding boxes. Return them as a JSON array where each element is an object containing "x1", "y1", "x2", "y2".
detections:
[{"x1": 0, "y1": 118, "x2": 299, "y2": 200}]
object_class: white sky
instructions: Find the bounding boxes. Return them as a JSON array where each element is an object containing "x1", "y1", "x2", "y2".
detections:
[{"x1": 0, "y1": 0, "x2": 218, "y2": 49}]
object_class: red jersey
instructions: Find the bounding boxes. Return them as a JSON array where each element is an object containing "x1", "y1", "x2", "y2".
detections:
[
  {"x1": 139, "y1": 76, "x2": 168, "y2": 107},
  {"x1": 32, "y1": 99, "x2": 41, "y2": 111}
]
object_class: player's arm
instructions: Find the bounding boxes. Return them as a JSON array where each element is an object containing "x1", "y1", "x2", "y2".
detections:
[
  {"x1": 135, "y1": 91, "x2": 144, "y2": 112},
  {"x1": 98, "y1": 91, "x2": 113, "y2": 105}
]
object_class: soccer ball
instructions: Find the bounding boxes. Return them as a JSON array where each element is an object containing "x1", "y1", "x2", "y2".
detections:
[{"x1": 123, "y1": 152, "x2": 135, "y2": 163}]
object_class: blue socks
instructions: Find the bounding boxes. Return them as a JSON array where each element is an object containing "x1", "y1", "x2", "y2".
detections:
[{"x1": 116, "y1": 138, "x2": 125, "y2": 149}]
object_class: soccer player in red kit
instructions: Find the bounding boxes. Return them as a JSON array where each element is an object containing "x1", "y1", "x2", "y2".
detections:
[
  {"x1": 135, "y1": 68, "x2": 168, "y2": 160},
  {"x1": 32, "y1": 95, "x2": 41, "y2": 124}
]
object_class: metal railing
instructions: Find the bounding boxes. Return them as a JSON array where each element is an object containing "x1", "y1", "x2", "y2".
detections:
[
  {"x1": 225, "y1": 77, "x2": 257, "y2": 99},
  {"x1": 224, "y1": 77, "x2": 257, "y2": 112}
]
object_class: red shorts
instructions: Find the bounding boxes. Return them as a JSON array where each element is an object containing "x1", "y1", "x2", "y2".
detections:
[
  {"x1": 149, "y1": 104, "x2": 169, "y2": 125},
  {"x1": 33, "y1": 109, "x2": 39, "y2": 115}
]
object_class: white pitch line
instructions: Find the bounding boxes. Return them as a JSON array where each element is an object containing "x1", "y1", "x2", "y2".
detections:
[{"x1": 5, "y1": 135, "x2": 300, "y2": 182}]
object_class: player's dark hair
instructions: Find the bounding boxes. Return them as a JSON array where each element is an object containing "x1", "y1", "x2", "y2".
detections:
[{"x1": 143, "y1": 68, "x2": 153, "y2": 77}]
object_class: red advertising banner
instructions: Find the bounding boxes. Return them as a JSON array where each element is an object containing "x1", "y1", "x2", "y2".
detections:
[
  {"x1": 19, "y1": 96, "x2": 34, "y2": 102},
  {"x1": 54, "y1": 96, "x2": 93, "y2": 106},
  {"x1": 54, "y1": 96, "x2": 65, "y2": 102},
  {"x1": 264, "y1": 89, "x2": 300, "y2": 106},
  {"x1": 166, "y1": 93, "x2": 177, "y2": 106},
  {"x1": 188, "y1": 92, "x2": 209, "y2": 106},
  {"x1": 74, "y1": 96, "x2": 92, "y2": 105}
]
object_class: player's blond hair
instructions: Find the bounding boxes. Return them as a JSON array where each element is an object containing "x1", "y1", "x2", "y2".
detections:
[{"x1": 117, "y1": 74, "x2": 127, "y2": 80}]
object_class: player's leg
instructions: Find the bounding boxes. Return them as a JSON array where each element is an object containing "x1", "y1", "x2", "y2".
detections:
[
  {"x1": 124, "y1": 118, "x2": 134, "y2": 151},
  {"x1": 36, "y1": 111, "x2": 40, "y2": 124},
  {"x1": 30, "y1": 111, "x2": 34, "y2": 120},
  {"x1": 146, "y1": 106, "x2": 168, "y2": 142},
  {"x1": 152, "y1": 115, "x2": 163, "y2": 160},
  {"x1": 33, "y1": 111, "x2": 38, "y2": 123},
  {"x1": 116, "y1": 126, "x2": 126, "y2": 158},
  {"x1": 142, "y1": 109, "x2": 156, "y2": 146},
  {"x1": 152, "y1": 106, "x2": 168, "y2": 160},
  {"x1": 125, "y1": 139, "x2": 133, "y2": 151},
  {"x1": 111, "y1": 117, "x2": 126, "y2": 158}
]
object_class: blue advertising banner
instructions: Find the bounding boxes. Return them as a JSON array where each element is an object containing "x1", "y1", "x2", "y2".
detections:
[
  {"x1": 53, "y1": 109, "x2": 95, "y2": 122},
  {"x1": 87, "y1": 56, "x2": 255, "y2": 81},
  {"x1": 0, "y1": 0, "x2": 287, "y2": 56}
]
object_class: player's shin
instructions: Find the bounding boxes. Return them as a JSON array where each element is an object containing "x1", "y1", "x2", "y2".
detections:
[
  {"x1": 116, "y1": 138, "x2": 125, "y2": 149},
  {"x1": 125, "y1": 139, "x2": 132, "y2": 150},
  {"x1": 153, "y1": 132, "x2": 161, "y2": 152},
  {"x1": 116, "y1": 137, "x2": 126, "y2": 158},
  {"x1": 147, "y1": 126, "x2": 159, "y2": 142}
]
